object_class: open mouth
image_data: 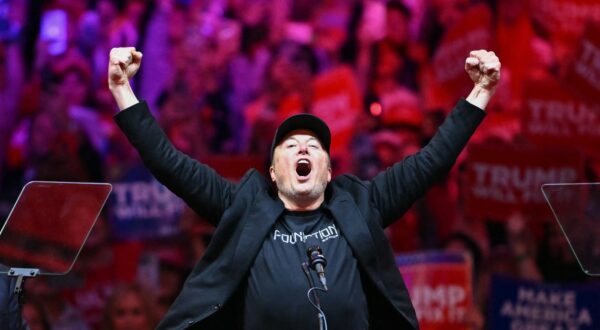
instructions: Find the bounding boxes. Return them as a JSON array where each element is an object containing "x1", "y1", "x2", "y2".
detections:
[{"x1": 296, "y1": 159, "x2": 312, "y2": 177}]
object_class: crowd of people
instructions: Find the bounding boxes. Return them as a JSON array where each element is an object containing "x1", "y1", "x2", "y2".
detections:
[{"x1": 1, "y1": 0, "x2": 599, "y2": 329}]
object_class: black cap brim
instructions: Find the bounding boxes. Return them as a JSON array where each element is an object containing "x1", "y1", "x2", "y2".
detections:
[{"x1": 270, "y1": 114, "x2": 331, "y2": 160}]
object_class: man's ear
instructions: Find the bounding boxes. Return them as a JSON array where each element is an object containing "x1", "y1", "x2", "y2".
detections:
[
  {"x1": 269, "y1": 166, "x2": 276, "y2": 182},
  {"x1": 327, "y1": 166, "x2": 332, "y2": 183}
]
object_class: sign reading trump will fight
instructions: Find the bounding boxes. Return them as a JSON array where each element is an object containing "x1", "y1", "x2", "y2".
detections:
[
  {"x1": 463, "y1": 144, "x2": 584, "y2": 221},
  {"x1": 522, "y1": 78, "x2": 600, "y2": 156}
]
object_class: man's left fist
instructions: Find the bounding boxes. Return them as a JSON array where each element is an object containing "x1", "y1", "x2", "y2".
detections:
[{"x1": 465, "y1": 50, "x2": 501, "y2": 91}]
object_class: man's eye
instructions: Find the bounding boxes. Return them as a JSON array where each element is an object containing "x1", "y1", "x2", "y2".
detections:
[
  {"x1": 309, "y1": 145, "x2": 319, "y2": 149},
  {"x1": 286, "y1": 144, "x2": 296, "y2": 148}
]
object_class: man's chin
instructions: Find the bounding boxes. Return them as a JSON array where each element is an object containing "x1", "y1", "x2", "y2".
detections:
[
  {"x1": 293, "y1": 184, "x2": 328, "y2": 199},
  {"x1": 290, "y1": 185, "x2": 318, "y2": 197},
  {"x1": 292, "y1": 189, "x2": 313, "y2": 197}
]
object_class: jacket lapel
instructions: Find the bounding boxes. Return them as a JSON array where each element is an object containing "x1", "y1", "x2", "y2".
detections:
[
  {"x1": 324, "y1": 189, "x2": 379, "y2": 272},
  {"x1": 231, "y1": 189, "x2": 285, "y2": 269},
  {"x1": 325, "y1": 188, "x2": 417, "y2": 325}
]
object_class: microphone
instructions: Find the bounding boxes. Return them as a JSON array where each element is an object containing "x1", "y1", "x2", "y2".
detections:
[{"x1": 307, "y1": 246, "x2": 328, "y2": 291}]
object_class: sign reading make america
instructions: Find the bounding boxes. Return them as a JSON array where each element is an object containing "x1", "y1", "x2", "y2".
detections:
[{"x1": 488, "y1": 274, "x2": 600, "y2": 330}]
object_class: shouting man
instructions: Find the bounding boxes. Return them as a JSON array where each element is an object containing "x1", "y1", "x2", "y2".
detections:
[{"x1": 108, "y1": 46, "x2": 499, "y2": 329}]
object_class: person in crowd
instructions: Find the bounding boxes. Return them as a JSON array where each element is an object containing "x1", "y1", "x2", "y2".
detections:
[
  {"x1": 101, "y1": 283, "x2": 158, "y2": 330},
  {"x1": 24, "y1": 277, "x2": 89, "y2": 330}
]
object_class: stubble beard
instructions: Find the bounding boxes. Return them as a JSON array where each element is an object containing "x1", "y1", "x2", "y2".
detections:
[{"x1": 277, "y1": 178, "x2": 328, "y2": 203}]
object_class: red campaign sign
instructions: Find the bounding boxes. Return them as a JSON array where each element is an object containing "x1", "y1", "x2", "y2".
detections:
[
  {"x1": 311, "y1": 65, "x2": 363, "y2": 172},
  {"x1": 530, "y1": 0, "x2": 600, "y2": 40},
  {"x1": 397, "y1": 251, "x2": 473, "y2": 330},
  {"x1": 522, "y1": 78, "x2": 600, "y2": 155},
  {"x1": 564, "y1": 24, "x2": 600, "y2": 102},
  {"x1": 470, "y1": 111, "x2": 520, "y2": 145},
  {"x1": 464, "y1": 144, "x2": 585, "y2": 221},
  {"x1": 202, "y1": 155, "x2": 265, "y2": 181},
  {"x1": 427, "y1": 4, "x2": 493, "y2": 109}
]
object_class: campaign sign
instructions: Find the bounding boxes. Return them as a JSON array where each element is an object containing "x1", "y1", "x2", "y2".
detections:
[
  {"x1": 425, "y1": 3, "x2": 492, "y2": 109},
  {"x1": 470, "y1": 111, "x2": 520, "y2": 145},
  {"x1": 488, "y1": 275, "x2": 600, "y2": 330},
  {"x1": 564, "y1": 23, "x2": 600, "y2": 103},
  {"x1": 203, "y1": 154, "x2": 264, "y2": 181},
  {"x1": 397, "y1": 251, "x2": 473, "y2": 330},
  {"x1": 522, "y1": 78, "x2": 600, "y2": 155},
  {"x1": 108, "y1": 164, "x2": 184, "y2": 241},
  {"x1": 464, "y1": 143, "x2": 584, "y2": 221},
  {"x1": 311, "y1": 65, "x2": 362, "y2": 172},
  {"x1": 530, "y1": 0, "x2": 600, "y2": 40}
]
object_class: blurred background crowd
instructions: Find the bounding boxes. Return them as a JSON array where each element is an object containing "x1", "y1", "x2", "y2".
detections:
[{"x1": 1, "y1": 0, "x2": 600, "y2": 329}]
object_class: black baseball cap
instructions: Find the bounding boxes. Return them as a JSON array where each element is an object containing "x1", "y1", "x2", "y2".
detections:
[{"x1": 270, "y1": 113, "x2": 331, "y2": 161}]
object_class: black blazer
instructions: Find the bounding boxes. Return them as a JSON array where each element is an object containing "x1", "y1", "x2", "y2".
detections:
[{"x1": 115, "y1": 99, "x2": 485, "y2": 330}]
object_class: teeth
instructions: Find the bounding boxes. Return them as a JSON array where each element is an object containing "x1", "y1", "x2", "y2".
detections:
[{"x1": 296, "y1": 159, "x2": 312, "y2": 177}]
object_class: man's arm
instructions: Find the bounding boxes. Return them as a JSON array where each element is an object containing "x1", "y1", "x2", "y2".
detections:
[
  {"x1": 108, "y1": 47, "x2": 234, "y2": 224},
  {"x1": 371, "y1": 50, "x2": 500, "y2": 227}
]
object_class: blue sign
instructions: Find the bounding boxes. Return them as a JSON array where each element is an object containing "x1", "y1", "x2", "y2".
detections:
[
  {"x1": 488, "y1": 274, "x2": 600, "y2": 330},
  {"x1": 108, "y1": 164, "x2": 184, "y2": 241}
]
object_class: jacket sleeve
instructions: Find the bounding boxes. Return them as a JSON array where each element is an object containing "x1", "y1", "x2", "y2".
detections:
[
  {"x1": 370, "y1": 99, "x2": 485, "y2": 227},
  {"x1": 114, "y1": 101, "x2": 234, "y2": 225}
]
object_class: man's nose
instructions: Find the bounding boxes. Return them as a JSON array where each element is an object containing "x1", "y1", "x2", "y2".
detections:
[{"x1": 298, "y1": 144, "x2": 309, "y2": 154}]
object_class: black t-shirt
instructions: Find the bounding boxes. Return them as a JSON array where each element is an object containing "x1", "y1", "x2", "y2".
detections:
[{"x1": 243, "y1": 208, "x2": 369, "y2": 329}]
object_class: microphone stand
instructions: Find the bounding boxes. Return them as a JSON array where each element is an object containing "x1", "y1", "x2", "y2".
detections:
[{"x1": 302, "y1": 262, "x2": 325, "y2": 330}]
